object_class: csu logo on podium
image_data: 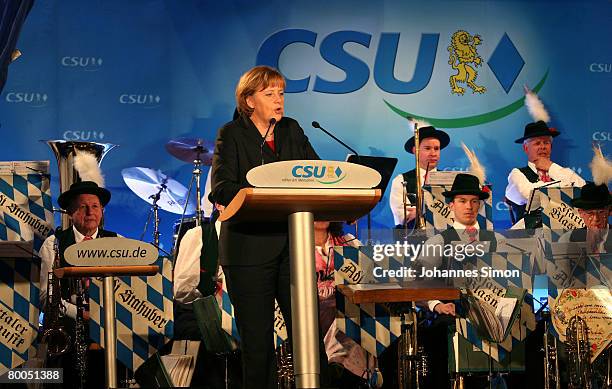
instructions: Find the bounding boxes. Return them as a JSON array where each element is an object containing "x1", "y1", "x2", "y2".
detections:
[{"x1": 291, "y1": 164, "x2": 346, "y2": 184}]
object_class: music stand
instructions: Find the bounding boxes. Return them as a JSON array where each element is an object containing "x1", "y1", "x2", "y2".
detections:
[
  {"x1": 0, "y1": 241, "x2": 35, "y2": 259},
  {"x1": 346, "y1": 155, "x2": 398, "y2": 242}
]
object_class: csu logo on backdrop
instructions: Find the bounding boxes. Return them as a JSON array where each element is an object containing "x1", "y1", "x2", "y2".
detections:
[
  {"x1": 291, "y1": 164, "x2": 346, "y2": 184},
  {"x1": 5, "y1": 92, "x2": 48, "y2": 107},
  {"x1": 257, "y1": 29, "x2": 541, "y2": 128},
  {"x1": 61, "y1": 56, "x2": 103, "y2": 71},
  {"x1": 118, "y1": 94, "x2": 161, "y2": 108},
  {"x1": 593, "y1": 131, "x2": 612, "y2": 141},
  {"x1": 589, "y1": 63, "x2": 611, "y2": 73},
  {"x1": 63, "y1": 130, "x2": 106, "y2": 141}
]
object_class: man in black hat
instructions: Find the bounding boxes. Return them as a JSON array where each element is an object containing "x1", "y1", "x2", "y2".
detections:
[
  {"x1": 558, "y1": 182, "x2": 611, "y2": 253},
  {"x1": 505, "y1": 121, "x2": 585, "y2": 224},
  {"x1": 38, "y1": 181, "x2": 117, "y2": 388},
  {"x1": 389, "y1": 125, "x2": 450, "y2": 228},
  {"x1": 416, "y1": 174, "x2": 503, "y2": 387},
  {"x1": 418, "y1": 173, "x2": 500, "y2": 314}
]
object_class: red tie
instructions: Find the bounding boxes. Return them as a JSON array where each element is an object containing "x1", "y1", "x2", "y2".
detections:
[
  {"x1": 82, "y1": 236, "x2": 93, "y2": 289},
  {"x1": 465, "y1": 226, "x2": 478, "y2": 243},
  {"x1": 538, "y1": 169, "x2": 552, "y2": 182}
]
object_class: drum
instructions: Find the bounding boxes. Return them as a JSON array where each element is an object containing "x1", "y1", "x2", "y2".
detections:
[{"x1": 172, "y1": 216, "x2": 209, "y2": 256}]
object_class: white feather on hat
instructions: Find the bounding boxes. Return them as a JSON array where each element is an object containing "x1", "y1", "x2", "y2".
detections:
[
  {"x1": 74, "y1": 151, "x2": 105, "y2": 187},
  {"x1": 590, "y1": 145, "x2": 612, "y2": 186},
  {"x1": 461, "y1": 142, "x2": 486, "y2": 184},
  {"x1": 406, "y1": 116, "x2": 433, "y2": 133},
  {"x1": 524, "y1": 86, "x2": 550, "y2": 123}
]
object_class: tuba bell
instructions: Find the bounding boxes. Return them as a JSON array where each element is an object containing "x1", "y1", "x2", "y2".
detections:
[{"x1": 44, "y1": 140, "x2": 117, "y2": 228}]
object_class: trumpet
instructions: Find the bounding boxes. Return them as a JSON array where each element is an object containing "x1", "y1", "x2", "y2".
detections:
[
  {"x1": 566, "y1": 315, "x2": 593, "y2": 389},
  {"x1": 398, "y1": 304, "x2": 428, "y2": 389},
  {"x1": 542, "y1": 311, "x2": 560, "y2": 389},
  {"x1": 276, "y1": 340, "x2": 294, "y2": 388}
]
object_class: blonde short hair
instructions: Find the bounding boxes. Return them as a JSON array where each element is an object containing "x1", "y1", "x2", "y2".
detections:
[{"x1": 235, "y1": 66, "x2": 285, "y2": 117}]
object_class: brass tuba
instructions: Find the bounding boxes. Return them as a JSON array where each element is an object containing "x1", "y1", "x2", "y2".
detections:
[
  {"x1": 566, "y1": 315, "x2": 593, "y2": 389},
  {"x1": 45, "y1": 140, "x2": 117, "y2": 229}
]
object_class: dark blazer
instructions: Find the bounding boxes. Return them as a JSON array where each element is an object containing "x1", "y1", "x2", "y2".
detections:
[{"x1": 211, "y1": 114, "x2": 319, "y2": 266}]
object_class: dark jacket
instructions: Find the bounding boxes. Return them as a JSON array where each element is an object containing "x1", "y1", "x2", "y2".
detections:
[{"x1": 211, "y1": 114, "x2": 319, "y2": 266}]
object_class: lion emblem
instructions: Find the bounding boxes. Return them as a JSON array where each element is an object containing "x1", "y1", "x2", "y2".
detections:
[{"x1": 448, "y1": 30, "x2": 486, "y2": 95}]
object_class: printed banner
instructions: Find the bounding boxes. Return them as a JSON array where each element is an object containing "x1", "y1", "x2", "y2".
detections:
[
  {"x1": 540, "y1": 187, "x2": 584, "y2": 241},
  {"x1": 456, "y1": 252, "x2": 537, "y2": 362},
  {"x1": 0, "y1": 162, "x2": 54, "y2": 255},
  {"x1": 89, "y1": 256, "x2": 174, "y2": 371},
  {"x1": 333, "y1": 246, "x2": 403, "y2": 356},
  {"x1": 0, "y1": 259, "x2": 40, "y2": 375},
  {"x1": 0, "y1": 162, "x2": 53, "y2": 373},
  {"x1": 217, "y1": 268, "x2": 288, "y2": 348},
  {"x1": 423, "y1": 184, "x2": 493, "y2": 232},
  {"x1": 550, "y1": 288, "x2": 612, "y2": 362}
]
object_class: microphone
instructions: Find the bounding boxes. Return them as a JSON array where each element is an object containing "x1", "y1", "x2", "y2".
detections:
[
  {"x1": 260, "y1": 118, "x2": 277, "y2": 165},
  {"x1": 311, "y1": 121, "x2": 359, "y2": 158}
]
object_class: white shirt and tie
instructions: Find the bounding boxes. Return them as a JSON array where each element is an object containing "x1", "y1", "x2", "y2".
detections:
[{"x1": 389, "y1": 167, "x2": 437, "y2": 225}]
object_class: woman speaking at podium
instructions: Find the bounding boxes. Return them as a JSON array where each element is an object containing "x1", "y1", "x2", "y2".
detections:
[{"x1": 210, "y1": 65, "x2": 325, "y2": 388}]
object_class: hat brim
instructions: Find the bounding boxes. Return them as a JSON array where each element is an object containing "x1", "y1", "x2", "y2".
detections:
[
  {"x1": 514, "y1": 130, "x2": 560, "y2": 144},
  {"x1": 570, "y1": 195, "x2": 612, "y2": 210},
  {"x1": 441, "y1": 189, "x2": 490, "y2": 200},
  {"x1": 57, "y1": 186, "x2": 111, "y2": 210},
  {"x1": 404, "y1": 128, "x2": 450, "y2": 153}
]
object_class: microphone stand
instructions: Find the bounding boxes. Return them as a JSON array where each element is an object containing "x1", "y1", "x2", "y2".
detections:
[{"x1": 139, "y1": 178, "x2": 167, "y2": 247}]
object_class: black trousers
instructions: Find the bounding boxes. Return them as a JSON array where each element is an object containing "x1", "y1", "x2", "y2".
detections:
[{"x1": 223, "y1": 247, "x2": 329, "y2": 389}]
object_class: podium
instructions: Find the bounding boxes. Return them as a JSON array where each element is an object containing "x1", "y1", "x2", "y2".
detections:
[
  {"x1": 219, "y1": 160, "x2": 382, "y2": 388},
  {"x1": 55, "y1": 237, "x2": 159, "y2": 389},
  {"x1": 54, "y1": 265, "x2": 158, "y2": 388}
]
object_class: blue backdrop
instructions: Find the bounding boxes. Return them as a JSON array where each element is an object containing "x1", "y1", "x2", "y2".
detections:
[{"x1": 1, "y1": 0, "x2": 610, "y2": 250}]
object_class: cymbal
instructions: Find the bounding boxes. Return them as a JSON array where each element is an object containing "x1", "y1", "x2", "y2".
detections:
[
  {"x1": 165, "y1": 137, "x2": 214, "y2": 165},
  {"x1": 121, "y1": 167, "x2": 195, "y2": 215}
]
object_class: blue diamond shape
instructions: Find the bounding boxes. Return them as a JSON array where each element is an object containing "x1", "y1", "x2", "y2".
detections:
[
  {"x1": 487, "y1": 33, "x2": 524, "y2": 93},
  {"x1": 335, "y1": 167, "x2": 343, "y2": 177}
]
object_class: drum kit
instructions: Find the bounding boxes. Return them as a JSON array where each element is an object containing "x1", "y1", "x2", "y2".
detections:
[{"x1": 121, "y1": 137, "x2": 214, "y2": 251}]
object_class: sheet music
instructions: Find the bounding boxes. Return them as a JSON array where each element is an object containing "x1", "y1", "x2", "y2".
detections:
[{"x1": 0, "y1": 161, "x2": 50, "y2": 175}]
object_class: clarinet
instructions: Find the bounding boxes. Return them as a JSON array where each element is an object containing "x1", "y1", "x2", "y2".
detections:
[{"x1": 74, "y1": 276, "x2": 88, "y2": 389}]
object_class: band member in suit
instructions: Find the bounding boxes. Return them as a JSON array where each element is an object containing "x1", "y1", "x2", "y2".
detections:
[
  {"x1": 39, "y1": 181, "x2": 117, "y2": 389},
  {"x1": 389, "y1": 124, "x2": 450, "y2": 228},
  {"x1": 210, "y1": 65, "x2": 327, "y2": 388},
  {"x1": 416, "y1": 174, "x2": 503, "y2": 387},
  {"x1": 505, "y1": 91, "x2": 585, "y2": 226}
]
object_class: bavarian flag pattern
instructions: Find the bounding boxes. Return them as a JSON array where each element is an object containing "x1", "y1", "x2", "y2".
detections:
[
  {"x1": 333, "y1": 246, "x2": 402, "y2": 357},
  {"x1": 216, "y1": 268, "x2": 288, "y2": 348},
  {"x1": 423, "y1": 184, "x2": 493, "y2": 232},
  {"x1": 540, "y1": 187, "x2": 584, "y2": 241},
  {"x1": 89, "y1": 256, "x2": 174, "y2": 371},
  {"x1": 0, "y1": 259, "x2": 40, "y2": 375},
  {"x1": 0, "y1": 165, "x2": 53, "y2": 374},
  {"x1": 0, "y1": 164, "x2": 54, "y2": 255},
  {"x1": 455, "y1": 252, "x2": 537, "y2": 362}
]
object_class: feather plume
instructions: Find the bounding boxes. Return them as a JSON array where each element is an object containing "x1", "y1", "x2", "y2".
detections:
[
  {"x1": 590, "y1": 145, "x2": 612, "y2": 186},
  {"x1": 406, "y1": 116, "x2": 433, "y2": 133},
  {"x1": 461, "y1": 142, "x2": 486, "y2": 184},
  {"x1": 524, "y1": 86, "x2": 550, "y2": 123},
  {"x1": 74, "y1": 151, "x2": 105, "y2": 187}
]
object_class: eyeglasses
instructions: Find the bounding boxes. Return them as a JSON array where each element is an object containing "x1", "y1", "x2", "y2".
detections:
[{"x1": 581, "y1": 209, "x2": 609, "y2": 218}]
